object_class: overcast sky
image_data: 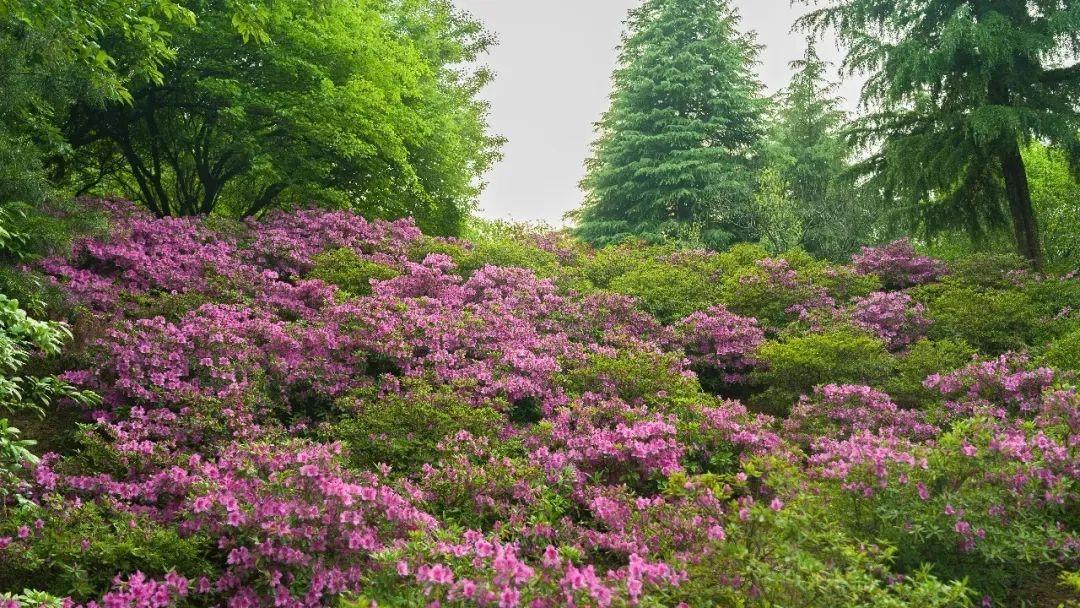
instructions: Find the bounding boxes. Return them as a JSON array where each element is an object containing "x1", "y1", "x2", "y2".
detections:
[{"x1": 452, "y1": 0, "x2": 860, "y2": 226}]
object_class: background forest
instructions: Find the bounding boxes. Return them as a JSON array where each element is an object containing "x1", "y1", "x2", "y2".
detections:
[{"x1": 1, "y1": 0, "x2": 1079, "y2": 607}]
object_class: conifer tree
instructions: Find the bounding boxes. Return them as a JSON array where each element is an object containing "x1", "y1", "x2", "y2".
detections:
[
  {"x1": 573, "y1": 0, "x2": 766, "y2": 248},
  {"x1": 799, "y1": 0, "x2": 1080, "y2": 269},
  {"x1": 766, "y1": 42, "x2": 876, "y2": 259}
]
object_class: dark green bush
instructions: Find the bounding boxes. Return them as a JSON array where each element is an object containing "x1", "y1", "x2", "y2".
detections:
[
  {"x1": 330, "y1": 382, "x2": 506, "y2": 475},
  {"x1": 945, "y1": 253, "x2": 1030, "y2": 289},
  {"x1": 750, "y1": 327, "x2": 895, "y2": 414},
  {"x1": 308, "y1": 247, "x2": 401, "y2": 296},
  {"x1": 883, "y1": 338, "x2": 976, "y2": 408},
  {"x1": 916, "y1": 284, "x2": 1039, "y2": 354}
]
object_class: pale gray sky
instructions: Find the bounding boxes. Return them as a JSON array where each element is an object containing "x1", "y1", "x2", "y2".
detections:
[{"x1": 454, "y1": 0, "x2": 860, "y2": 226}]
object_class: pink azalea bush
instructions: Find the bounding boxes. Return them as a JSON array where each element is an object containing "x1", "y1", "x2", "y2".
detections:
[
  {"x1": 672, "y1": 305, "x2": 764, "y2": 383},
  {"x1": 3, "y1": 199, "x2": 1077, "y2": 607},
  {"x1": 853, "y1": 239, "x2": 947, "y2": 289},
  {"x1": 851, "y1": 291, "x2": 932, "y2": 350}
]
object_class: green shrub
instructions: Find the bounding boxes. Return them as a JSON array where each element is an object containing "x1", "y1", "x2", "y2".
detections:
[
  {"x1": 751, "y1": 327, "x2": 895, "y2": 414},
  {"x1": 946, "y1": 252, "x2": 1030, "y2": 289},
  {"x1": 721, "y1": 259, "x2": 879, "y2": 329},
  {"x1": 607, "y1": 259, "x2": 726, "y2": 323},
  {"x1": 673, "y1": 457, "x2": 974, "y2": 608},
  {"x1": 0, "y1": 501, "x2": 214, "y2": 599},
  {"x1": 556, "y1": 349, "x2": 707, "y2": 411},
  {"x1": 329, "y1": 382, "x2": 506, "y2": 475},
  {"x1": 1023, "y1": 277, "x2": 1080, "y2": 342},
  {"x1": 581, "y1": 243, "x2": 675, "y2": 289},
  {"x1": 884, "y1": 339, "x2": 977, "y2": 408},
  {"x1": 1040, "y1": 327, "x2": 1080, "y2": 372},
  {"x1": 308, "y1": 247, "x2": 401, "y2": 296},
  {"x1": 406, "y1": 235, "x2": 469, "y2": 264},
  {"x1": 456, "y1": 237, "x2": 561, "y2": 277},
  {"x1": 0, "y1": 200, "x2": 109, "y2": 263},
  {"x1": 916, "y1": 284, "x2": 1040, "y2": 354},
  {"x1": 0, "y1": 295, "x2": 98, "y2": 486}
]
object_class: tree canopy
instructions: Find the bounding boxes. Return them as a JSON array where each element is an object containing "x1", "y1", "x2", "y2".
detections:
[
  {"x1": 758, "y1": 42, "x2": 877, "y2": 260},
  {"x1": 573, "y1": 0, "x2": 767, "y2": 249},
  {"x1": 798, "y1": 0, "x2": 1080, "y2": 269},
  {"x1": 1, "y1": 0, "x2": 501, "y2": 235}
]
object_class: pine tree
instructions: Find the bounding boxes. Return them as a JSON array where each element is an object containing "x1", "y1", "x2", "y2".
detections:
[
  {"x1": 766, "y1": 42, "x2": 877, "y2": 259},
  {"x1": 572, "y1": 0, "x2": 766, "y2": 249},
  {"x1": 799, "y1": 0, "x2": 1080, "y2": 270}
]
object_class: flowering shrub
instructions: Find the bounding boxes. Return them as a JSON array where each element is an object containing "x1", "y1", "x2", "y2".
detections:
[
  {"x1": 4, "y1": 199, "x2": 1078, "y2": 607},
  {"x1": 924, "y1": 353, "x2": 1055, "y2": 418},
  {"x1": 852, "y1": 239, "x2": 946, "y2": 289},
  {"x1": 851, "y1": 291, "x2": 932, "y2": 351},
  {"x1": 673, "y1": 305, "x2": 764, "y2": 384},
  {"x1": 785, "y1": 384, "x2": 939, "y2": 444}
]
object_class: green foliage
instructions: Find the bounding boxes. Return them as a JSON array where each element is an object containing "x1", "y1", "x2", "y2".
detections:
[
  {"x1": 0, "y1": 0, "x2": 196, "y2": 206},
  {"x1": 1026, "y1": 143, "x2": 1080, "y2": 271},
  {"x1": 581, "y1": 243, "x2": 672, "y2": 289},
  {"x1": 308, "y1": 248, "x2": 401, "y2": 297},
  {"x1": 944, "y1": 252, "x2": 1030, "y2": 290},
  {"x1": 751, "y1": 327, "x2": 895, "y2": 414},
  {"x1": 330, "y1": 383, "x2": 505, "y2": 476},
  {"x1": 0, "y1": 501, "x2": 213, "y2": 599},
  {"x1": 673, "y1": 458, "x2": 974, "y2": 607},
  {"x1": 884, "y1": 339, "x2": 977, "y2": 408},
  {"x1": 556, "y1": 349, "x2": 707, "y2": 409},
  {"x1": 753, "y1": 165, "x2": 804, "y2": 254},
  {"x1": 0, "y1": 201, "x2": 110, "y2": 317},
  {"x1": 6, "y1": 0, "x2": 501, "y2": 235},
  {"x1": 763, "y1": 42, "x2": 878, "y2": 260},
  {"x1": 1040, "y1": 328, "x2": 1080, "y2": 373},
  {"x1": 917, "y1": 284, "x2": 1039, "y2": 354},
  {"x1": 798, "y1": 0, "x2": 1080, "y2": 268},
  {"x1": 456, "y1": 238, "x2": 561, "y2": 278},
  {"x1": 720, "y1": 257, "x2": 879, "y2": 329},
  {"x1": 828, "y1": 417, "x2": 1079, "y2": 602},
  {"x1": 0, "y1": 294, "x2": 98, "y2": 479},
  {"x1": 573, "y1": 0, "x2": 766, "y2": 248},
  {"x1": 1023, "y1": 278, "x2": 1080, "y2": 342},
  {"x1": 0, "y1": 590, "x2": 67, "y2": 608},
  {"x1": 607, "y1": 257, "x2": 726, "y2": 323},
  {"x1": 1059, "y1": 571, "x2": 1080, "y2": 608}
]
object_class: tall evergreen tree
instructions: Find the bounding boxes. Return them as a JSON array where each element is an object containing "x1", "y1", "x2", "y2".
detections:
[
  {"x1": 798, "y1": 0, "x2": 1080, "y2": 269},
  {"x1": 572, "y1": 0, "x2": 766, "y2": 248},
  {"x1": 763, "y1": 42, "x2": 880, "y2": 259}
]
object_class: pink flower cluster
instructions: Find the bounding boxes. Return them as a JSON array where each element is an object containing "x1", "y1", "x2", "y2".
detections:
[
  {"x1": 786, "y1": 384, "x2": 939, "y2": 443},
  {"x1": 404, "y1": 531, "x2": 686, "y2": 607},
  {"x1": 673, "y1": 305, "x2": 764, "y2": 383},
  {"x1": 850, "y1": 291, "x2": 932, "y2": 350},
  {"x1": 924, "y1": 353, "x2": 1055, "y2": 418},
  {"x1": 852, "y1": 239, "x2": 946, "y2": 289}
]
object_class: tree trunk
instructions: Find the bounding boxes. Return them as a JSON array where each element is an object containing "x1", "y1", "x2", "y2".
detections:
[{"x1": 999, "y1": 141, "x2": 1043, "y2": 271}]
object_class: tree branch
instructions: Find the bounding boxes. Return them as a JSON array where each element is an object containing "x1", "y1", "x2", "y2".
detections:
[{"x1": 1041, "y1": 63, "x2": 1080, "y2": 85}]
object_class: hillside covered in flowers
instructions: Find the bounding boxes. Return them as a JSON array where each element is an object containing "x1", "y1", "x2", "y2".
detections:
[{"x1": 1, "y1": 199, "x2": 1078, "y2": 607}]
